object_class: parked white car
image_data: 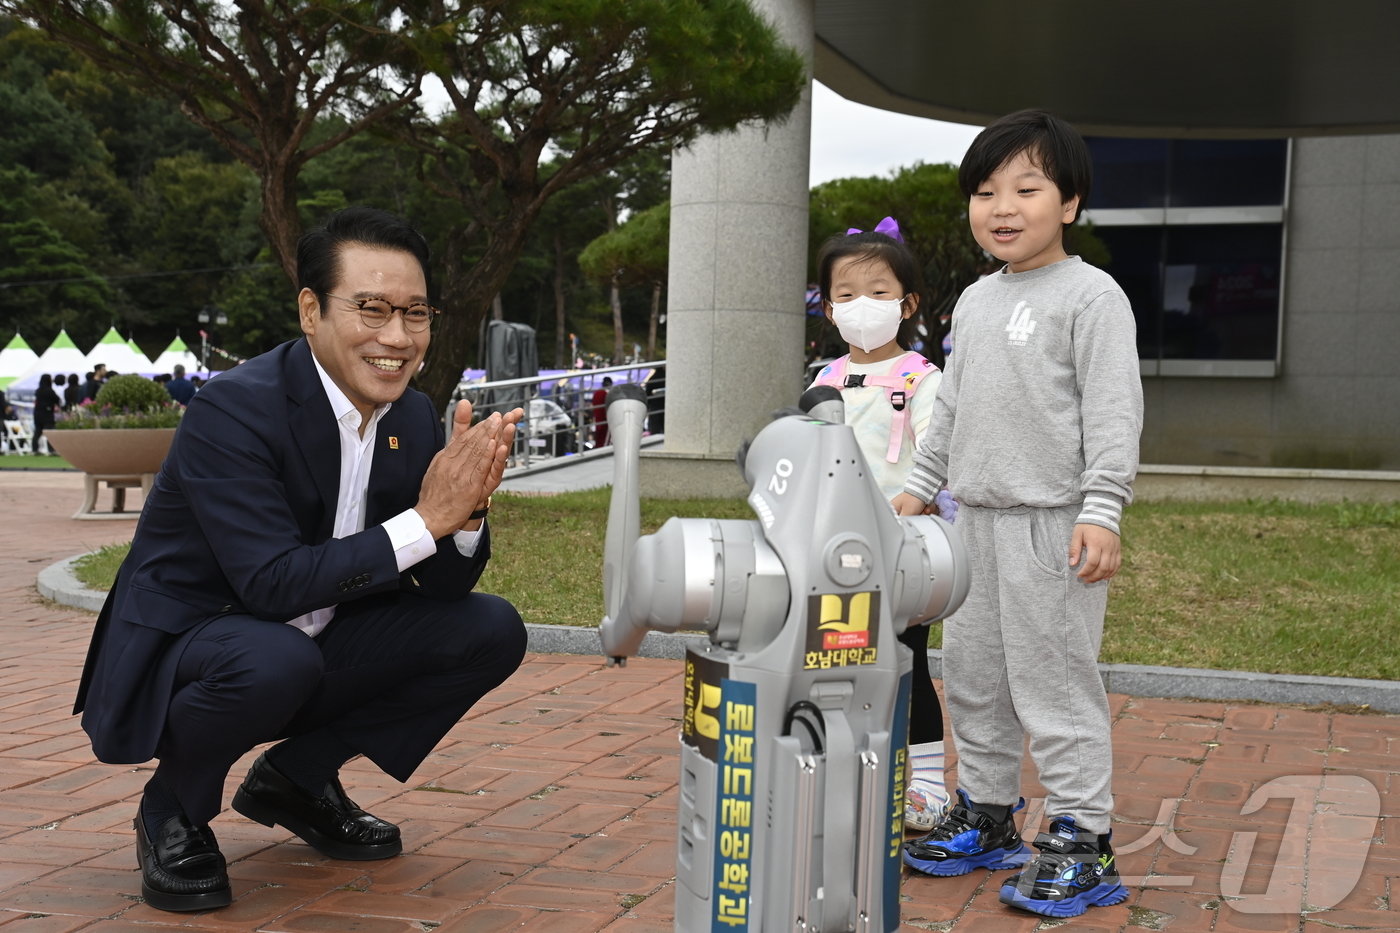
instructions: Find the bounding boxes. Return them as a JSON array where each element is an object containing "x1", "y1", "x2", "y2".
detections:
[{"x1": 526, "y1": 397, "x2": 576, "y2": 456}]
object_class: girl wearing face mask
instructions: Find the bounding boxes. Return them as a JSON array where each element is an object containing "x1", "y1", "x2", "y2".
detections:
[{"x1": 808, "y1": 218, "x2": 950, "y2": 833}]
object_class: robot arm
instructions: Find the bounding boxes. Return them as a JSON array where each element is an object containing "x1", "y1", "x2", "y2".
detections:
[{"x1": 598, "y1": 396, "x2": 968, "y2": 663}]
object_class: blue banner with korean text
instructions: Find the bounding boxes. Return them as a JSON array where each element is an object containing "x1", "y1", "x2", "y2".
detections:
[
  {"x1": 711, "y1": 678, "x2": 757, "y2": 931},
  {"x1": 884, "y1": 668, "x2": 912, "y2": 923}
]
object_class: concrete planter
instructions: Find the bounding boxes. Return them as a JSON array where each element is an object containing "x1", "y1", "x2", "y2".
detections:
[
  {"x1": 45, "y1": 428, "x2": 175, "y2": 519},
  {"x1": 46, "y1": 428, "x2": 175, "y2": 475}
]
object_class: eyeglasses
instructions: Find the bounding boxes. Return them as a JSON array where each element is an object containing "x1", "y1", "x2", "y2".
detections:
[{"x1": 325, "y1": 293, "x2": 441, "y2": 333}]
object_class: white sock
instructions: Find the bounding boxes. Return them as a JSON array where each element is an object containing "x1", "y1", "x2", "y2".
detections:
[{"x1": 908, "y1": 740, "x2": 945, "y2": 786}]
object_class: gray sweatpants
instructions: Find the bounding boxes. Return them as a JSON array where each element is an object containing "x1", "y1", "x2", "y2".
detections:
[{"x1": 943, "y1": 503, "x2": 1115, "y2": 833}]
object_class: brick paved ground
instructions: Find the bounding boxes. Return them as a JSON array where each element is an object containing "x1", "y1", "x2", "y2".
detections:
[{"x1": 0, "y1": 470, "x2": 1397, "y2": 932}]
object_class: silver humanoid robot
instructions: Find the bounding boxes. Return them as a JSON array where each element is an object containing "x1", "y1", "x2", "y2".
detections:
[{"x1": 599, "y1": 383, "x2": 969, "y2": 933}]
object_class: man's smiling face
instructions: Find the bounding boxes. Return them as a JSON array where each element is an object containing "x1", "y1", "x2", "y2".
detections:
[{"x1": 299, "y1": 243, "x2": 430, "y2": 421}]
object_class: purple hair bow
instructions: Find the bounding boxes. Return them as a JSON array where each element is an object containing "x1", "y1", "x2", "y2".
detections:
[{"x1": 845, "y1": 216, "x2": 903, "y2": 243}]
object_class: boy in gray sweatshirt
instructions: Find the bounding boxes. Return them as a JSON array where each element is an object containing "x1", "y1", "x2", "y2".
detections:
[{"x1": 893, "y1": 110, "x2": 1143, "y2": 920}]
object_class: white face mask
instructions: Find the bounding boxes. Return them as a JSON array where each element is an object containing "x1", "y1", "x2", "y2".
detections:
[{"x1": 831, "y1": 295, "x2": 905, "y2": 353}]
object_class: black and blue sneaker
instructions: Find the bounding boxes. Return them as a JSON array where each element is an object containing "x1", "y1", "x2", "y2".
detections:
[
  {"x1": 902, "y1": 789, "x2": 1030, "y2": 877},
  {"x1": 998, "y1": 816, "x2": 1129, "y2": 918}
]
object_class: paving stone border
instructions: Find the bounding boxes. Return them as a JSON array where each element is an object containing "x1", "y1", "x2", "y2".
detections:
[{"x1": 39, "y1": 554, "x2": 1400, "y2": 714}]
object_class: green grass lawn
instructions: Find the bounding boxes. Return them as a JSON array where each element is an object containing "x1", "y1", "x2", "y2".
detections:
[
  {"x1": 70, "y1": 492, "x2": 1400, "y2": 681},
  {"x1": 0, "y1": 454, "x2": 73, "y2": 469}
]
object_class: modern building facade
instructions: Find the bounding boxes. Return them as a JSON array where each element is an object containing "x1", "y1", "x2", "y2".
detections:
[
  {"x1": 1088, "y1": 135, "x2": 1400, "y2": 469},
  {"x1": 648, "y1": 0, "x2": 1400, "y2": 496}
]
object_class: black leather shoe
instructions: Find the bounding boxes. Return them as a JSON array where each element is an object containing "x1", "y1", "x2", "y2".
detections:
[
  {"x1": 134, "y1": 805, "x2": 231, "y2": 912},
  {"x1": 231, "y1": 752, "x2": 401, "y2": 860}
]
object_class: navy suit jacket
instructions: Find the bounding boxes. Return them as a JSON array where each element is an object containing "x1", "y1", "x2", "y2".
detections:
[{"x1": 74, "y1": 338, "x2": 489, "y2": 764}]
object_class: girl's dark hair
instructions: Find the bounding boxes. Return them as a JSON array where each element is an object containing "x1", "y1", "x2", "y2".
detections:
[
  {"x1": 816, "y1": 229, "x2": 926, "y2": 350},
  {"x1": 957, "y1": 109, "x2": 1093, "y2": 224},
  {"x1": 296, "y1": 206, "x2": 433, "y2": 314},
  {"x1": 816, "y1": 231, "x2": 924, "y2": 304}
]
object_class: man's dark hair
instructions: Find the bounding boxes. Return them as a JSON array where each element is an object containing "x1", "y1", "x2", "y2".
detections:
[
  {"x1": 297, "y1": 206, "x2": 433, "y2": 316},
  {"x1": 958, "y1": 109, "x2": 1093, "y2": 224}
]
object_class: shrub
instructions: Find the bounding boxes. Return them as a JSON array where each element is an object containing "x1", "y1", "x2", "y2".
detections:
[
  {"x1": 94, "y1": 374, "x2": 174, "y2": 411},
  {"x1": 53, "y1": 374, "x2": 185, "y2": 430}
]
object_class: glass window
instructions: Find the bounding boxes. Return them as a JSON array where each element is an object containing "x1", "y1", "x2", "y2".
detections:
[
  {"x1": 1169, "y1": 140, "x2": 1288, "y2": 207},
  {"x1": 1090, "y1": 226, "x2": 1163, "y2": 358},
  {"x1": 1092, "y1": 224, "x2": 1282, "y2": 363},
  {"x1": 1085, "y1": 138, "x2": 1169, "y2": 210},
  {"x1": 1161, "y1": 224, "x2": 1282, "y2": 360},
  {"x1": 1085, "y1": 137, "x2": 1287, "y2": 370}
]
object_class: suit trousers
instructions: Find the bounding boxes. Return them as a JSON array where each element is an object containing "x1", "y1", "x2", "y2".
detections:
[{"x1": 155, "y1": 590, "x2": 527, "y2": 825}]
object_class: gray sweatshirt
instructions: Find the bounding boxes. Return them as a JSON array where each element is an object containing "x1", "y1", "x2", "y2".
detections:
[{"x1": 904, "y1": 257, "x2": 1143, "y2": 534}]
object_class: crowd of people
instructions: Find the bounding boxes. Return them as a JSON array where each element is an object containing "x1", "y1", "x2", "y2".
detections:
[{"x1": 2, "y1": 363, "x2": 206, "y2": 455}]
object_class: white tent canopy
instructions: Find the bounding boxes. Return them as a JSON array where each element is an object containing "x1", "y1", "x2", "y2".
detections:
[
  {"x1": 151, "y1": 335, "x2": 202, "y2": 375},
  {"x1": 20, "y1": 329, "x2": 90, "y2": 385},
  {"x1": 86, "y1": 326, "x2": 154, "y2": 375},
  {"x1": 0, "y1": 333, "x2": 40, "y2": 390}
]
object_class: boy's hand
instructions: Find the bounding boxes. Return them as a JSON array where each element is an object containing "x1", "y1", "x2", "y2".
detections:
[
  {"x1": 891, "y1": 492, "x2": 930, "y2": 516},
  {"x1": 1069, "y1": 523, "x2": 1121, "y2": 582}
]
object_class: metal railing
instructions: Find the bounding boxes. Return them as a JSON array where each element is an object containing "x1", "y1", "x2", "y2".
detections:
[{"x1": 448, "y1": 360, "x2": 666, "y2": 469}]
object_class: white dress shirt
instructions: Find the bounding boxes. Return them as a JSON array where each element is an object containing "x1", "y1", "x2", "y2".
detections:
[{"x1": 286, "y1": 354, "x2": 483, "y2": 637}]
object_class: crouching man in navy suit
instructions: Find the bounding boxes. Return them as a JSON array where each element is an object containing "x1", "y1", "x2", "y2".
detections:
[{"x1": 74, "y1": 207, "x2": 528, "y2": 912}]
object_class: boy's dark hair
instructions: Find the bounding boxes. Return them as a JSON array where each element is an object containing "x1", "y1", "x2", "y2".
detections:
[
  {"x1": 958, "y1": 109, "x2": 1093, "y2": 224},
  {"x1": 815, "y1": 230, "x2": 926, "y2": 351},
  {"x1": 297, "y1": 206, "x2": 433, "y2": 314}
]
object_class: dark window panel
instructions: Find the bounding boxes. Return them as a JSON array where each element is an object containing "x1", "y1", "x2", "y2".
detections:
[
  {"x1": 1161, "y1": 225, "x2": 1282, "y2": 360},
  {"x1": 1169, "y1": 140, "x2": 1288, "y2": 208},
  {"x1": 1085, "y1": 138, "x2": 1169, "y2": 210},
  {"x1": 1089, "y1": 224, "x2": 1282, "y2": 362},
  {"x1": 1088, "y1": 226, "x2": 1164, "y2": 359}
]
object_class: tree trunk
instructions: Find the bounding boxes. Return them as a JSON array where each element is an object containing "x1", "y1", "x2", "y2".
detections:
[
  {"x1": 259, "y1": 159, "x2": 301, "y2": 287},
  {"x1": 647, "y1": 280, "x2": 661, "y2": 359},
  {"x1": 601, "y1": 192, "x2": 624, "y2": 363},
  {"x1": 414, "y1": 207, "x2": 542, "y2": 414},
  {"x1": 610, "y1": 277, "x2": 625, "y2": 363},
  {"x1": 553, "y1": 232, "x2": 568, "y2": 368}
]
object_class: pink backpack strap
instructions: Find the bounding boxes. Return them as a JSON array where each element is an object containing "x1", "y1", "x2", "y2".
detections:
[
  {"x1": 811, "y1": 355, "x2": 850, "y2": 389},
  {"x1": 879, "y1": 352, "x2": 934, "y2": 463},
  {"x1": 815, "y1": 352, "x2": 935, "y2": 463}
]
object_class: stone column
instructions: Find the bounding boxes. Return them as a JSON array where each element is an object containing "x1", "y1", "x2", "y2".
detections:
[{"x1": 640, "y1": 0, "x2": 815, "y2": 499}]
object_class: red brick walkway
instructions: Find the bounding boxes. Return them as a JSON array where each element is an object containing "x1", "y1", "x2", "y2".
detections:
[{"x1": 0, "y1": 470, "x2": 1396, "y2": 931}]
